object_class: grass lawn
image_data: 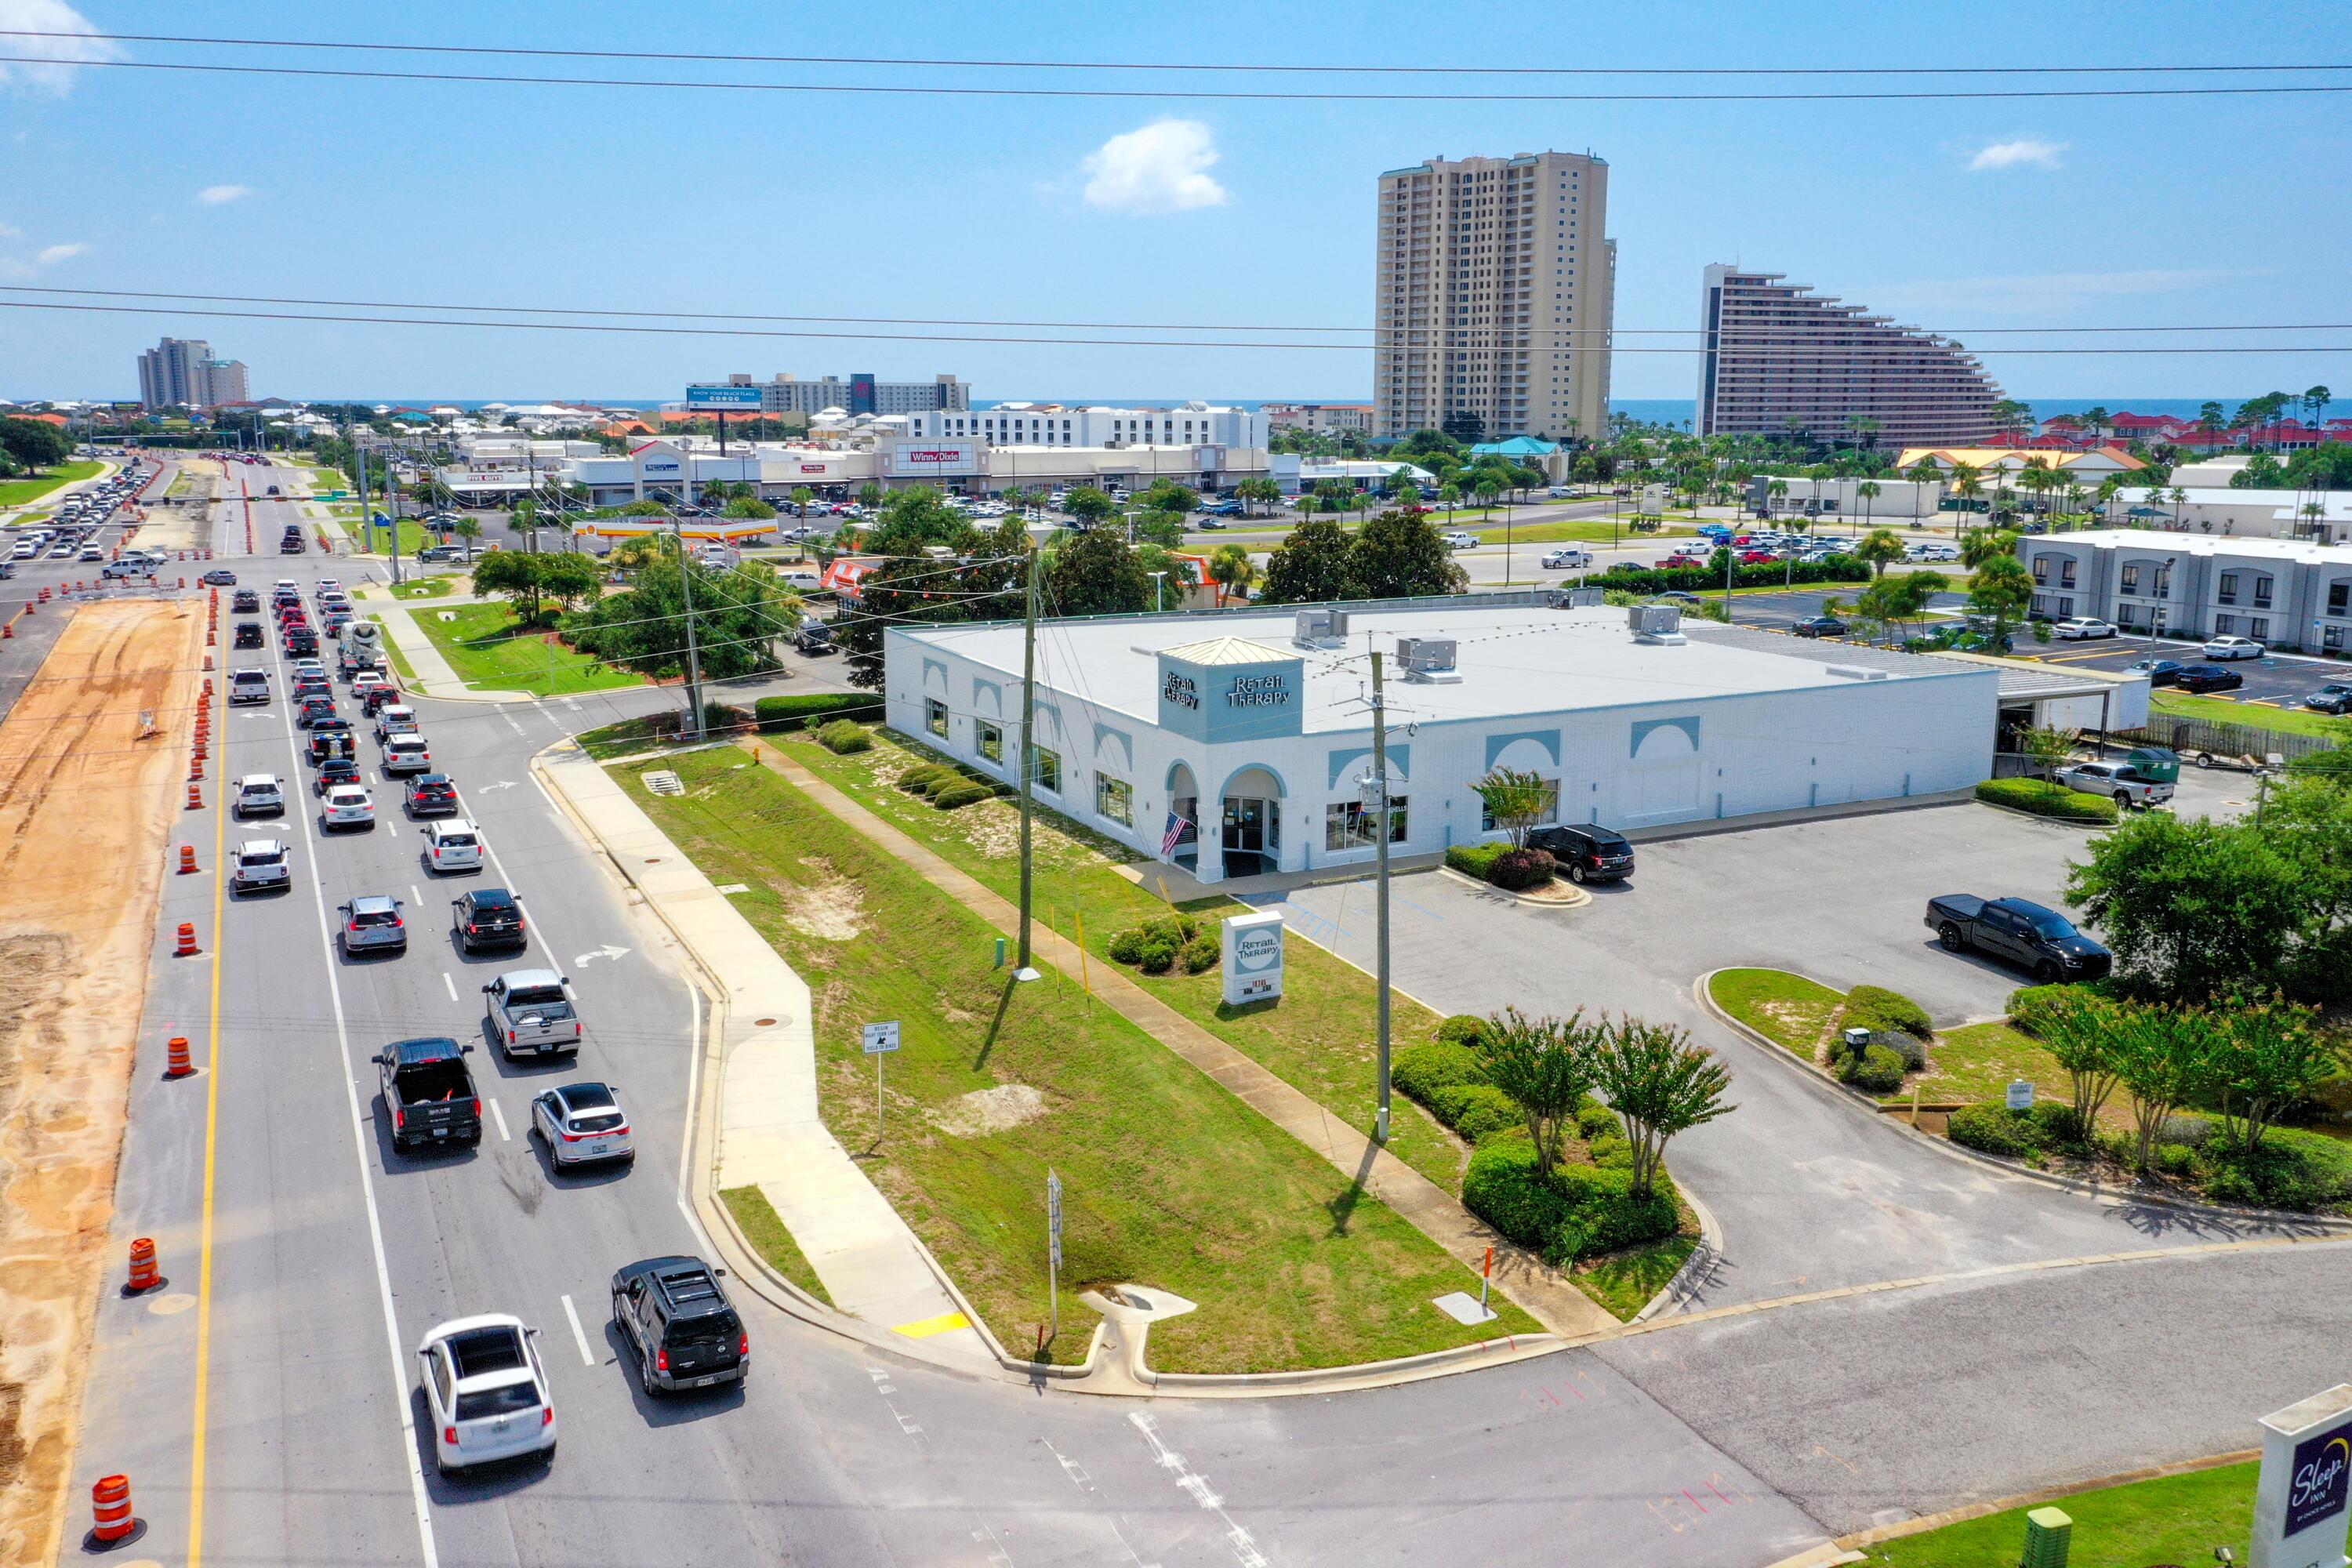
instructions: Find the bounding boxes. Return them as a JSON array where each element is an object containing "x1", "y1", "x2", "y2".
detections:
[
  {"x1": 0, "y1": 460, "x2": 103, "y2": 506},
  {"x1": 773, "y1": 729, "x2": 1469, "y2": 1196},
  {"x1": 416, "y1": 601, "x2": 641, "y2": 696},
  {"x1": 1898, "y1": 1020, "x2": 2067, "y2": 1108},
  {"x1": 1572, "y1": 1234, "x2": 1697, "y2": 1320},
  {"x1": 1710, "y1": 968, "x2": 1842, "y2": 1058},
  {"x1": 1858, "y1": 1460, "x2": 2253, "y2": 1567},
  {"x1": 720, "y1": 1186, "x2": 833, "y2": 1306},
  {"x1": 2154, "y1": 689, "x2": 2345, "y2": 739},
  {"x1": 626, "y1": 749, "x2": 1538, "y2": 1370},
  {"x1": 391, "y1": 576, "x2": 455, "y2": 600},
  {"x1": 1450, "y1": 518, "x2": 1697, "y2": 546}
]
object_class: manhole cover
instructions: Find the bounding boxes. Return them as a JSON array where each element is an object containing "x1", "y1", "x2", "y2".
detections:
[
  {"x1": 754, "y1": 1018, "x2": 777, "y2": 1027},
  {"x1": 641, "y1": 770, "x2": 684, "y2": 796},
  {"x1": 642, "y1": 856, "x2": 663, "y2": 865}
]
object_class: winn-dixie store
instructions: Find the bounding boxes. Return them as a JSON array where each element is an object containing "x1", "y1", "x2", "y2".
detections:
[{"x1": 886, "y1": 600, "x2": 1996, "y2": 884}]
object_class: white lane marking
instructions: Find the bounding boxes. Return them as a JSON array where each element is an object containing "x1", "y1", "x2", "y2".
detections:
[
  {"x1": 274, "y1": 713, "x2": 441, "y2": 1568},
  {"x1": 561, "y1": 1293, "x2": 594, "y2": 1366},
  {"x1": 677, "y1": 980, "x2": 701, "y2": 1201},
  {"x1": 488, "y1": 1098, "x2": 510, "y2": 1142},
  {"x1": 409, "y1": 883, "x2": 423, "y2": 906},
  {"x1": 383, "y1": 818, "x2": 397, "y2": 837},
  {"x1": 441, "y1": 971, "x2": 457, "y2": 1003},
  {"x1": 1130, "y1": 1412, "x2": 1265, "y2": 1568},
  {"x1": 501, "y1": 710, "x2": 527, "y2": 738}
]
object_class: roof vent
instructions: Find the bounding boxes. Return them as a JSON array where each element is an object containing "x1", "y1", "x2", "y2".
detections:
[
  {"x1": 1294, "y1": 609, "x2": 1332, "y2": 647},
  {"x1": 1396, "y1": 636, "x2": 1461, "y2": 683},
  {"x1": 1628, "y1": 604, "x2": 1687, "y2": 646},
  {"x1": 1825, "y1": 664, "x2": 1890, "y2": 681}
]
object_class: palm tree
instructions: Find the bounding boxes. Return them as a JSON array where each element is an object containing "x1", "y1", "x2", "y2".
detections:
[
  {"x1": 1766, "y1": 477, "x2": 1789, "y2": 518},
  {"x1": 1439, "y1": 481, "x2": 1461, "y2": 524},
  {"x1": 2169, "y1": 486, "x2": 2188, "y2": 528},
  {"x1": 1855, "y1": 480, "x2": 1881, "y2": 538},
  {"x1": 2300, "y1": 501, "x2": 2326, "y2": 540},
  {"x1": 1904, "y1": 457, "x2": 1942, "y2": 529},
  {"x1": 1207, "y1": 543, "x2": 1256, "y2": 607},
  {"x1": 2095, "y1": 474, "x2": 2123, "y2": 528}
]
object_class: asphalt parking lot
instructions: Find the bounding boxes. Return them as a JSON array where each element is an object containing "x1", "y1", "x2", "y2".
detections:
[{"x1": 2017, "y1": 629, "x2": 2350, "y2": 710}]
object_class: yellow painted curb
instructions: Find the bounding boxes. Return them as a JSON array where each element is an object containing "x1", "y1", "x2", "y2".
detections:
[{"x1": 893, "y1": 1309, "x2": 975, "y2": 1340}]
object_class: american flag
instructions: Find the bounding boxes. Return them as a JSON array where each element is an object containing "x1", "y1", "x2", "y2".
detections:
[{"x1": 1160, "y1": 811, "x2": 1189, "y2": 857}]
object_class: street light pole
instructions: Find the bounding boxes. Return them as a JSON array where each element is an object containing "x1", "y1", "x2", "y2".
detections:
[
  {"x1": 670, "y1": 517, "x2": 706, "y2": 741},
  {"x1": 1149, "y1": 569, "x2": 1167, "y2": 613},
  {"x1": 1014, "y1": 524, "x2": 1046, "y2": 980},
  {"x1": 1369, "y1": 649, "x2": 1393, "y2": 1145}
]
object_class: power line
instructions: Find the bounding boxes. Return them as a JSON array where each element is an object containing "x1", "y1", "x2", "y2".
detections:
[
  {"x1": 5, "y1": 285, "x2": 2347, "y2": 339},
  {"x1": 5, "y1": 53, "x2": 2350, "y2": 103},
  {"x1": 6, "y1": 31, "x2": 2343, "y2": 79},
  {"x1": 5, "y1": 299, "x2": 2350, "y2": 355}
]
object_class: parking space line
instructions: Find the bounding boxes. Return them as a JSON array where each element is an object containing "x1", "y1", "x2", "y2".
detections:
[
  {"x1": 561, "y1": 1293, "x2": 595, "y2": 1366},
  {"x1": 488, "y1": 1098, "x2": 510, "y2": 1141}
]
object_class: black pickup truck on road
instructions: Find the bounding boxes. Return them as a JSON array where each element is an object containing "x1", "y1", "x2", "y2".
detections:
[
  {"x1": 1924, "y1": 895, "x2": 2112, "y2": 982},
  {"x1": 374, "y1": 1036, "x2": 483, "y2": 1152}
]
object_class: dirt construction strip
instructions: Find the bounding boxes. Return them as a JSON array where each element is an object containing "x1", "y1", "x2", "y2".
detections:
[{"x1": 0, "y1": 601, "x2": 201, "y2": 1563}]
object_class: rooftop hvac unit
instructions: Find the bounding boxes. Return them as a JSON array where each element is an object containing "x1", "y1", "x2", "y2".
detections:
[
  {"x1": 1327, "y1": 609, "x2": 1350, "y2": 639},
  {"x1": 1396, "y1": 636, "x2": 1461, "y2": 683},
  {"x1": 1627, "y1": 604, "x2": 1687, "y2": 646},
  {"x1": 1825, "y1": 664, "x2": 1890, "y2": 681},
  {"x1": 1293, "y1": 609, "x2": 1332, "y2": 647}
]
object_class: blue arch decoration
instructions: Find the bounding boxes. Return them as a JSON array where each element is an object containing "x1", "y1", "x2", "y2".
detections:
[
  {"x1": 1327, "y1": 744, "x2": 1412, "y2": 789},
  {"x1": 1630, "y1": 716, "x2": 1701, "y2": 758},
  {"x1": 1217, "y1": 761, "x2": 1289, "y2": 802},
  {"x1": 1484, "y1": 728, "x2": 1563, "y2": 771}
]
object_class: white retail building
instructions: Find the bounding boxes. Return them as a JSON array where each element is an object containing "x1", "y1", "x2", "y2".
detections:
[{"x1": 886, "y1": 597, "x2": 2004, "y2": 884}]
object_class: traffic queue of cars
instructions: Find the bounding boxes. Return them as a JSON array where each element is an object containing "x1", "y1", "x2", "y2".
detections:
[{"x1": 219, "y1": 572, "x2": 735, "y2": 1472}]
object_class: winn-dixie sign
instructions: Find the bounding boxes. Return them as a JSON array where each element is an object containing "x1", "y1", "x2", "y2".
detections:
[{"x1": 886, "y1": 441, "x2": 979, "y2": 475}]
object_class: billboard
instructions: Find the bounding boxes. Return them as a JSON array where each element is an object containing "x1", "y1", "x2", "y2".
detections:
[{"x1": 684, "y1": 383, "x2": 764, "y2": 411}]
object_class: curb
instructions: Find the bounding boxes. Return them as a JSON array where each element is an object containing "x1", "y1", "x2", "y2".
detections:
[
  {"x1": 537, "y1": 739, "x2": 1577, "y2": 1399},
  {"x1": 1693, "y1": 969, "x2": 2352, "y2": 1235},
  {"x1": 1434, "y1": 863, "x2": 1593, "y2": 909},
  {"x1": 1632, "y1": 1181, "x2": 1723, "y2": 1323}
]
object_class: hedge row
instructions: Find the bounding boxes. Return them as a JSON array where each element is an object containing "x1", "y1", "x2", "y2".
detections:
[
  {"x1": 1975, "y1": 778, "x2": 2120, "y2": 823},
  {"x1": 1584, "y1": 555, "x2": 1868, "y2": 597},
  {"x1": 1461, "y1": 1138, "x2": 1680, "y2": 1264},
  {"x1": 753, "y1": 692, "x2": 884, "y2": 732},
  {"x1": 1442, "y1": 840, "x2": 1555, "y2": 890},
  {"x1": 896, "y1": 760, "x2": 1006, "y2": 811}
]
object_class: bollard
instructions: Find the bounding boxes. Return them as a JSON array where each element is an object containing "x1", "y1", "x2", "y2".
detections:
[
  {"x1": 174, "y1": 922, "x2": 198, "y2": 956},
  {"x1": 177, "y1": 844, "x2": 197, "y2": 874},
  {"x1": 87, "y1": 1474, "x2": 139, "y2": 1548},
  {"x1": 125, "y1": 1240, "x2": 160, "y2": 1294},
  {"x1": 165, "y1": 1036, "x2": 194, "y2": 1078}
]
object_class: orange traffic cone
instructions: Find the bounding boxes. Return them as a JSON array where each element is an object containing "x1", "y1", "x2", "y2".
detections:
[
  {"x1": 165, "y1": 1036, "x2": 194, "y2": 1078},
  {"x1": 124, "y1": 1240, "x2": 160, "y2": 1294},
  {"x1": 174, "y1": 923, "x2": 198, "y2": 956},
  {"x1": 177, "y1": 844, "x2": 197, "y2": 874},
  {"x1": 86, "y1": 1474, "x2": 140, "y2": 1548},
  {"x1": 185, "y1": 782, "x2": 201, "y2": 810}
]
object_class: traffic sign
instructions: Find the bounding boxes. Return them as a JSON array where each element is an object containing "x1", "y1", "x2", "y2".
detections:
[
  {"x1": 1047, "y1": 1171, "x2": 1063, "y2": 1269},
  {"x1": 863, "y1": 1021, "x2": 901, "y2": 1054}
]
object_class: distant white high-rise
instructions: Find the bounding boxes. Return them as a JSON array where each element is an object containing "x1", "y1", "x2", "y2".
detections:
[
  {"x1": 1374, "y1": 151, "x2": 1614, "y2": 445},
  {"x1": 136, "y1": 336, "x2": 249, "y2": 408}
]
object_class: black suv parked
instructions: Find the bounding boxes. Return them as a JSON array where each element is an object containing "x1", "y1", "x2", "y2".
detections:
[
  {"x1": 1524, "y1": 823, "x2": 1637, "y2": 884},
  {"x1": 611, "y1": 1256, "x2": 747, "y2": 1396}
]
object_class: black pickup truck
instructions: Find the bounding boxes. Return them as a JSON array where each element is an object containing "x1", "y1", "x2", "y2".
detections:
[
  {"x1": 1924, "y1": 895, "x2": 2112, "y2": 982},
  {"x1": 373, "y1": 1036, "x2": 482, "y2": 1152}
]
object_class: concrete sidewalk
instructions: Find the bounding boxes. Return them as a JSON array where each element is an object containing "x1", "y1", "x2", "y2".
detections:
[
  {"x1": 748, "y1": 740, "x2": 1618, "y2": 1338},
  {"x1": 535, "y1": 746, "x2": 995, "y2": 1363}
]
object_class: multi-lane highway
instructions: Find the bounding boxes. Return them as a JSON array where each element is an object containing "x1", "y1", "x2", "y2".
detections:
[{"x1": 46, "y1": 459, "x2": 2352, "y2": 1568}]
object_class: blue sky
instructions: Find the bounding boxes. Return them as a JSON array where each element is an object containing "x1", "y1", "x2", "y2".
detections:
[{"x1": 2, "y1": 0, "x2": 2347, "y2": 408}]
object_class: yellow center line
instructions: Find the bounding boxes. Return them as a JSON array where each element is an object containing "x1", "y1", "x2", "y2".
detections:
[{"x1": 189, "y1": 604, "x2": 227, "y2": 1567}]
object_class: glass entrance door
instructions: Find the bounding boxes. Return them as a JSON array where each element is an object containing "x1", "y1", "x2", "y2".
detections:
[{"x1": 1221, "y1": 797, "x2": 1265, "y2": 854}]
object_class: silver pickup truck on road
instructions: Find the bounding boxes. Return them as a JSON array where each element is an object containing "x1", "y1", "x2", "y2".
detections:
[{"x1": 485, "y1": 969, "x2": 582, "y2": 1059}]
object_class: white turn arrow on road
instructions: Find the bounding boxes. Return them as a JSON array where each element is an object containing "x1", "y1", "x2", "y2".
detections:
[
  {"x1": 474, "y1": 780, "x2": 519, "y2": 793},
  {"x1": 573, "y1": 945, "x2": 630, "y2": 966}
]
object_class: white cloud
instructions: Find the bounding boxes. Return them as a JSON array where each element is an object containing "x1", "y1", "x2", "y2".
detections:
[
  {"x1": 0, "y1": 0, "x2": 122, "y2": 95},
  {"x1": 1969, "y1": 137, "x2": 2067, "y2": 172},
  {"x1": 1081, "y1": 118, "x2": 1229, "y2": 214},
  {"x1": 34, "y1": 240, "x2": 86, "y2": 264},
  {"x1": 196, "y1": 183, "x2": 252, "y2": 205}
]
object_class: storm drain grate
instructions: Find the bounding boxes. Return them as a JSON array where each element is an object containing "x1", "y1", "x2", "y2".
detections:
[{"x1": 641, "y1": 770, "x2": 685, "y2": 797}]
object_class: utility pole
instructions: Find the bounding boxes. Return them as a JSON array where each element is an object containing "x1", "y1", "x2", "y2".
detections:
[
  {"x1": 1370, "y1": 649, "x2": 1393, "y2": 1145},
  {"x1": 354, "y1": 434, "x2": 372, "y2": 555},
  {"x1": 1014, "y1": 532, "x2": 1044, "y2": 980},
  {"x1": 670, "y1": 518, "x2": 707, "y2": 741}
]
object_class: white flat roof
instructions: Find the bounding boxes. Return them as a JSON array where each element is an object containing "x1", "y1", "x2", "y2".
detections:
[
  {"x1": 901, "y1": 602, "x2": 1984, "y2": 735},
  {"x1": 2033, "y1": 528, "x2": 2352, "y2": 563}
]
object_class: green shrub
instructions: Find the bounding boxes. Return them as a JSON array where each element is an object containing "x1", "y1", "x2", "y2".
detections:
[
  {"x1": 2158, "y1": 1142, "x2": 2199, "y2": 1178},
  {"x1": 1839, "y1": 1043, "x2": 1908, "y2": 1094},
  {"x1": 1575, "y1": 1103, "x2": 1619, "y2": 1141},
  {"x1": 1446, "y1": 842, "x2": 1506, "y2": 879},
  {"x1": 1136, "y1": 938, "x2": 1179, "y2": 975},
  {"x1": 754, "y1": 692, "x2": 880, "y2": 733},
  {"x1": 2205, "y1": 1127, "x2": 2352, "y2": 1211},
  {"x1": 1462, "y1": 1139, "x2": 1570, "y2": 1249},
  {"x1": 1843, "y1": 985, "x2": 1931, "y2": 1040},
  {"x1": 1392, "y1": 1040, "x2": 1484, "y2": 1101},
  {"x1": 1142, "y1": 914, "x2": 1200, "y2": 947},
  {"x1": 1487, "y1": 847, "x2": 1557, "y2": 891},
  {"x1": 816, "y1": 719, "x2": 873, "y2": 753},
  {"x1": 1178, "y1": 935, "x2": 1220, "y2": 974},
  {"x1": 1974, "y1": 778, "x2": 2119, "y2": 823},
  {"x1": 1586, "y1": 1131, "x2": 1634, "y2": 1170},
  {"x1": 1107, "y1": 927, "x2": 1149, "y2": 965},
  {"x1": 1947, "y1": 1102, "x2": 2044, "y2": 1159},
  {"x1": 932, "y1": 782, "x2": 993, "y2": 810},
  {"x1": 1462, "y1": 1140, "x2": 1680, "y2": 1264},
  {"x1": 898, "y1": 764, "x2": 956, "y2": 795},
  {"x1": 2030, "y1": 1100, "x2": 2090, "y2": 1149},
  {"x1": 1431, "y1": 1082, "x2": 1524, "y2": 1142},
  {"x1": 1437, "y1": 1014, "x2": 1490, "y2": 1049}
]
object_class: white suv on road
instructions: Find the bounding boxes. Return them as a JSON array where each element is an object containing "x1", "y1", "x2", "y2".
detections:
[
  {"x1": 425, "y1": 819, "x2": 484, "y2": 874},
  {"x1": 233, "y1": 774, "x2": 285, "y2": 817}
]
